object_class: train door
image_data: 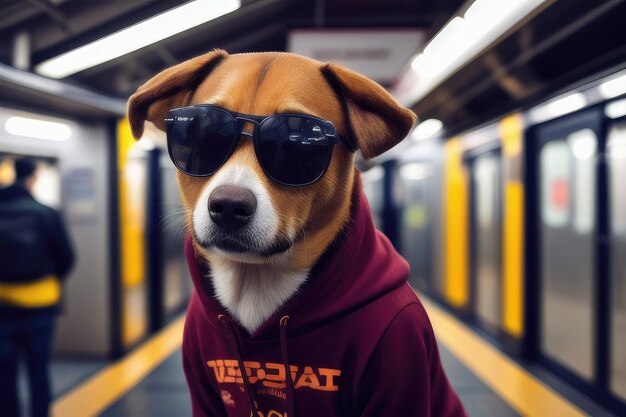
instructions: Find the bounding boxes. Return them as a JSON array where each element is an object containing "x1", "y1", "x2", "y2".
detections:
[
  {"x1": 533, "y1": 109, "x2": 602, "y2": 386},
  {"x1": 607, "y1": 114, "x2": 626, "y2": 405},
  {"x1": 119, "y1": 147, "x2": 150, "y2": 349},
  {"x1": 362, "y1": 166, "x2": 385, "y2": 230},
  {"x1": 468, "y1": 151, "x2": 503, "y2": 332},
  {"x1": 398, "y1": 162, "x2": 436, "y2": 292},
  {"x1": 146, "y1": 149, "x2": 193, "y2": 330}
]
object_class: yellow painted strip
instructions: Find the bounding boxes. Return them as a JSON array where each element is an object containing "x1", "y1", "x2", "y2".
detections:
[
  {"x1": 500, "y1": 114, "x2": 524, "y2": 158},
  {"x1": 117, "y1": 118, "x2": 146, "y2": 289},
  {"x1": 499, "y1": 114, "x2": 526, "y2": 338},
  {"x1": 422, "y1": 297, "x2": 588, "y2": 417},
  {"x1": 117, "y1": 118, "x2": 148, "y2": 346},
  {"x1": 52, "y1": 315, "x2": 185, "y2": 417},
  {"x1": 503, "y1": 182, "x2": 525, "y2": 337},
  {"x1": 443, "y1": 138, "x2": 469, "y2": 308}
]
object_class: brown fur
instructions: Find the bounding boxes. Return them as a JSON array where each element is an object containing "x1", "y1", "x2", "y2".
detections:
[{"x1": 127, "y1": 49, "x2": 415, "y2": 282}]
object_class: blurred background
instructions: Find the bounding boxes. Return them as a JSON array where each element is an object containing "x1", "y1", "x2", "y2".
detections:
[{"x1": 1, "y1": 0, "x2": 626, "y2": 416}]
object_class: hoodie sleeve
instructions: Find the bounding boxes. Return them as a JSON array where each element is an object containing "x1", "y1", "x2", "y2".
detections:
[
  {"x1": 182, "y1": 297, "x2": 228, "y2": 417},
  {"x1": 356, "y1": 302, "x2": 467, "y2": 417}
]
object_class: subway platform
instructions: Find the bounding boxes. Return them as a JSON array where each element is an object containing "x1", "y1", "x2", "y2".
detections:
[{"x1": 32, "y1": 297, "x2": 614, "y2": 417}]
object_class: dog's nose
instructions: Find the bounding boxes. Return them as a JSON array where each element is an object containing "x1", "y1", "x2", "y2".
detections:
[{"x1": 208, "y1": 186, "x2": 257, "y2": 231}]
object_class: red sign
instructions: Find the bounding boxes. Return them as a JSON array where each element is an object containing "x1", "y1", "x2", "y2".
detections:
[{"x1": 551, "y1": 179, "x2": 569, "y2": 210}]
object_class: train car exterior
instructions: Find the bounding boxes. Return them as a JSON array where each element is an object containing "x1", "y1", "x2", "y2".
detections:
[{"x1": 378, "y1": 68, "x2": 626, "y2": 414}]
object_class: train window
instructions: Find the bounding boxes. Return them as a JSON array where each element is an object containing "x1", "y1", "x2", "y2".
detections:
[
  {"x1": 362, "y1": 166, "x2": 385, "y2": 229},
  {"x1": 608, "y1": 121, "x2": 626, "y2": 400},
  {"x1": 31, "y1": 161, "x2": 61, "y2": 209},
  {"x1": 540, "y1": 141, "x2": 570, "y2": 227},
  {"x1": 471, "y1": 153, "x2": 502, "y2": 330},
  {"x1": 539, "y1": 128, "x2": 597, "y2": 381},
  {"x1": 399, "y1": 162, "x2": 435, "y2": 291},
  {"x1": 569, "y1": 129, "x2": 596, "y2": 234},
  {"x1": 0, "y1": 155, "x2": 61, "y2": 208},
  {"x1": 161, "y1": 165, "x2": 193, "y2": 317}
]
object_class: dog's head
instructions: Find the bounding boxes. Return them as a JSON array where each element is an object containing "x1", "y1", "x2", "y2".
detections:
[{"x1": 128, "y1": 50, "x2": 415, "y2": 271}]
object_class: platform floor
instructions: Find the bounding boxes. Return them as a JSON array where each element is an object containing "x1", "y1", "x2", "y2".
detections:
[{"x1": 33, "y1": 296, "x2": 616, "y2": 417}]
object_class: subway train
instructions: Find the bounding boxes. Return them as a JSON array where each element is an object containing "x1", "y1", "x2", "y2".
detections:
[{"x1": 362, "y1": 66, "x2": 626, "y2": 414}]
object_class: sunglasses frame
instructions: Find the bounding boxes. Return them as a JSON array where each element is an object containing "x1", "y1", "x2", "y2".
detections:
[{"x1": 165, "y1": 105, "x2": 346, "y2": 187}]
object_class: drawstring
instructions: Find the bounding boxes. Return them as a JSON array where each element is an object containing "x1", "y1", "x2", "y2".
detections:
[
  {"x1": 280, "y1": 316, "x2": 296, "y2": 417},
  {"x1": 217, "y1": 313, "x2": 296, "y2": 417},
  {"x1": 218, "y1": 314, "x2": 261, "y2": 417}
]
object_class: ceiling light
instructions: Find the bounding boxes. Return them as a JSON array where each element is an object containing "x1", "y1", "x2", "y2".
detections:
[
  {"x1": 544, "y1": 93, "x2": 587, "y2": 118},
  {"x1": 411, "y1": 54, "x2": 425, "y2": 72},
  {"x1": 599, "y1": 74, "x2": 626, "y2": 99},
  {"x1": 423, "y1": 16, "x2": 466, "y2": 56},
  {"x1": 5, "y1": 116, "x2": 72, "y2": 141},
  {"x1": 529, "y1": 92, "x2": 587, "y2": 123},
  {"x1": 606, "y1": 98, "x2": 626, "y2": 119},
  {"x1": 35, "y1": 0, "x2": 240, "y2": 79},
  {"x1": 395, "y1": 0, "x2": 547, "y2": 105},
  {"x1": 411, "y1": 119, "x2": 443, "y2": 141}
]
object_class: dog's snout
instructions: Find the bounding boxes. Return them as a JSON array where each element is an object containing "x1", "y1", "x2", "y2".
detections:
[{"x1": 208, "y1": 186, "x2": 257, "y2": 231}]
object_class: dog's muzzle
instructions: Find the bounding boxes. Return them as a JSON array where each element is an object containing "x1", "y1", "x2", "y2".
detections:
[
  {"x1": 203, "y1": 184, "x2": 292, "y2": 256},
  {"x1": 192, "y1": 165, "x2": 292, "y2": 259}
]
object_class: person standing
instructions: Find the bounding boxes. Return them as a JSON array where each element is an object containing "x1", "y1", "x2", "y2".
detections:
[{"x1": 0, "y1": 158, "x2": 75, "y2": 417}]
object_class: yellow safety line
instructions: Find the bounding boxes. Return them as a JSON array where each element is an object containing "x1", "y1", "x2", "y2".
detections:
[
  {"x1": 52, "y1": 315, "x2": 186, "y2": 417},
  {"x1": 421, "y1": 297, "x2": 589, "y2": 417}
]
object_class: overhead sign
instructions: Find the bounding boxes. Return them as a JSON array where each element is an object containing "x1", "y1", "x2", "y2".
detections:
[{"x1": 288, "y1": 29, "x2": 425, "y2": 85}]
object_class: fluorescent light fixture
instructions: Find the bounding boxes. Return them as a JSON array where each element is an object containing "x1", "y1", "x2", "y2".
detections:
[
  {"x1": 395, "y1": 0, "x2": 547, "y2": 105},
  {"x1": 544, "y1": 93, "x2": 587, "y2": 118},
  {"x1": 530, "y1": 92, "x2": 587, "y2": 123},
  {"x1": 5, "y1": 116, "x2": 72, "y2": 141},
  {"x1": 599, "y1": 73, "x2": 626, "y2": 99},
  {"x1": 421, "y1": 16, "x2": 467, "y2": 75},
  {"x1": 411, "y1": 119, "x2": 443, "y2": 141},
  {"x1": 606, "y1": 98, "x2": 626, "y2": 119},
  {"x1": 36, "y1": 0, "x2": 240, "y2": 79},
  {"x1": 411, "y1": 54, "x2": 425, "y2": 72},
  {"x1": 400, "y1": 163, "x2": 432, "y2": 181}
]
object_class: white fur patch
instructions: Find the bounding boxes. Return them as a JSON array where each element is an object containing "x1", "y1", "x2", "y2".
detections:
[
  {"x1": 192, "y1": 164, "x2": 308, "y2": 333},
  {"x1": 209, "y1": 257, "x2": 307, "y2": 333}
]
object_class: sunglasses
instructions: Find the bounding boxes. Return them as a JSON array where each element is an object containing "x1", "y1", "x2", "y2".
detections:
[{"x1": 165, "y1": 105, "x2": 348, "y2": 187}]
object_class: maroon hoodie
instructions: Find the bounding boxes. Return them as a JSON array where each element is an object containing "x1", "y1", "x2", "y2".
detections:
[{"x1": 182, "y1": 188, "x2": 467, "y2": 417}]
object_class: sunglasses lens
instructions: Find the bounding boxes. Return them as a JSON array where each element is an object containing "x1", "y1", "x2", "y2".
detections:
[
  {"x1": 258, "y1": 116, "x2": 332, "y2": 185},
  {"x1": 168, "y1": 107, "x2": 237, "y2": 176}
]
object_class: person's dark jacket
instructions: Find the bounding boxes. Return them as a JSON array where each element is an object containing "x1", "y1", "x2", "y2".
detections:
[{"x1": 0, "y1": 184, "x2": 74, "y2": 316}]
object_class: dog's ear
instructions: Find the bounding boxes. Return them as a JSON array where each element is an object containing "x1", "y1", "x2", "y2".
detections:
[
  {"x1": 127, "y1": 49, "x2": 228, "y2": 139},
  {"x1": 321, "y1": 63, "x2": 416, "y2": 159}
]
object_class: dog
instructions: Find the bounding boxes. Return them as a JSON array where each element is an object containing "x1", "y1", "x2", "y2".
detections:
[{"x1": 128, "y1": 49, "x2": 465, "y2": 417}]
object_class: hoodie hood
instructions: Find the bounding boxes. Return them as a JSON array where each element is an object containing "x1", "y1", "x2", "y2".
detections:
[{"x1": 184, "y1": 185, "x2": 410, "y2": 340}]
